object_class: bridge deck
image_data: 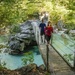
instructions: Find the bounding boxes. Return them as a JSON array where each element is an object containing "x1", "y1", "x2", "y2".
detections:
[
  {"x1": 32, "y1": 20, "x2": 75, "y2": 75},
  {"x1": 39, "y1": 44, "x2": 75, "y2": 75}
]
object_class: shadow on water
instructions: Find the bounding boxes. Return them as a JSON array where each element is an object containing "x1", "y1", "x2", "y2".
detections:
[
  {"x1": 13, "y1": 46, "x2": 40, "y2": 56},
  {"x1": 9, "y1": 46, "x2": 35, "y2": 56}
]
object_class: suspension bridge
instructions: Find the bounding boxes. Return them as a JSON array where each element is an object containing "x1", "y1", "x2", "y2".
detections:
[{"x1": 31, "y1": 20, "x2": 75, "y2": 75}]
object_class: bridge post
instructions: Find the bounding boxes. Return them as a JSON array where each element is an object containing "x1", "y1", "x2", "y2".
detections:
[
  {"x1": 37, "y1": 30, "x2": 39, "y2": 44},
  {"x1": 38, "y1": 27, "x2": 41, "y2": 44},
  {"x1": 38, "y1": 29, "x2": 40, "y2": 45},
  {"x1": 74, "y1": 51, "x2": 75, "y2": 69},
  {"x1": 46, "y1": 44, "x2": 49, "y2": 71},
  {"x1": 51, "y1": 33, "x2": 53, "y2": 45},
  {"x1": 35, "y1": 26, "x2": 37, "y2": 43}
]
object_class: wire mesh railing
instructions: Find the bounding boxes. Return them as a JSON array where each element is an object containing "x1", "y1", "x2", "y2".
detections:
[{"x1": 51, "y1": 33, "x2": 75, "y2": 68}]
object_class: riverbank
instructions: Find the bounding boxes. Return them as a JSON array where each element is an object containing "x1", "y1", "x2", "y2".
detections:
[{"x1": 0, "y1": 63, "x2": 50, "y2": 75}]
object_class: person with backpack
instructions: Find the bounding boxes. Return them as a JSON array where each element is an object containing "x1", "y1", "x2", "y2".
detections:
[{"x1": 45, "y1": 21, "x2": 53, "y2": 44}]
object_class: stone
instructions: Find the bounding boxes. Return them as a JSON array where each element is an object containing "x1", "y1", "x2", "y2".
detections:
[
  {"x1": 39, "y1": 64, "x2": 45, "y2": 71},
  {"x1": 57, "y1": 20, "x2": 64, "y2": 30},
  {"x1": 69, "y1": 30, "x2": 75, "y2": 36},
  {"x1": 8, "y1": 20, "x2": 37, "y2": 54}
]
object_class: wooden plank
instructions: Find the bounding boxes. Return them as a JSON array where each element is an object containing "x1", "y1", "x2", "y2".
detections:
[{"x1": 39, "y1": 44, "x2": 75, "y2": 75}]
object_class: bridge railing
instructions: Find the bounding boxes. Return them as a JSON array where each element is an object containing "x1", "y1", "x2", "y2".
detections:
[
  {"x1": 51, "y1": 33, "x2": 75, "y2": 68},
  {"x1": 32, "y1": 23, "x2": 45, "y2": 45},
  {"x1": 32, "y1": 21, "x2": 75, "y2": 70}
]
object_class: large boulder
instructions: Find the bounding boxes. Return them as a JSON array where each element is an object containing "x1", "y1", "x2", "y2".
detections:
[
  {"x1": 8, "y1": 20, "x2": 37, "y2": 54},
  {"x1": 69, "y1": 30, "x2": 75, "y2": 36}
]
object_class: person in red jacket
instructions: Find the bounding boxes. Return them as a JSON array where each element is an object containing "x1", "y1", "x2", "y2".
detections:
[{"x1": 45, "y1": 21, "x2": 53, "y2": 44}]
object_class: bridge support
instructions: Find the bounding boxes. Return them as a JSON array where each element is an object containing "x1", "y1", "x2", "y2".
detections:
[
  {"x1": 46, "y1": 44, "x2": 49, "y2": 71},
  {"x1": 74, "y1": 51, "x2": 75, "y2": 69}
]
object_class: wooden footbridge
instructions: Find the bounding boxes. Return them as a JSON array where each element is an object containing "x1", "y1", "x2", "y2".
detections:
[{"x1": 31, "y1": 20, "x2": 75, "y2": 75}]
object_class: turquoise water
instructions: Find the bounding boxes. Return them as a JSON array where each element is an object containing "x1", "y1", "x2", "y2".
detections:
[
  {"x1": 0, "y1": 35, "x2": 44, "y2": 70},
  {"x1": 0, "y1": 46, "x2": 44, "y2": 70},
  {"x1": 52, "y1": 33, "x2": 75, "y2": 67}
]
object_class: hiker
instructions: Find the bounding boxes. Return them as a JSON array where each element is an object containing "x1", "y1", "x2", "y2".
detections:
[
  {"x1": 39, "y1": 19, "x2": 46, "y2": 43},
  {"x1": 45, "y1": 21, "x2": 53, "y2": 44}
]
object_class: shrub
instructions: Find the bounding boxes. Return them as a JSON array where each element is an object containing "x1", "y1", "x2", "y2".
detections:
[{"x1": 9, "y1": 25, "x2": 21, "y2": 34}]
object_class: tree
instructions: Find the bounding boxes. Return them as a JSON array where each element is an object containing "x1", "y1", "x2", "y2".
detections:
[{"x1": 0, "y1": 0, "x2": 75, "y2": 30}]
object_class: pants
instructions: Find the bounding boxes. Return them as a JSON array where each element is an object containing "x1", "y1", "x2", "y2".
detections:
[
  {"x1": 40, "y1": 31, "x2": 45, "y2": 43},
  {"x1": 45, "y1": 35, "x2": 51, "y2": 44}
]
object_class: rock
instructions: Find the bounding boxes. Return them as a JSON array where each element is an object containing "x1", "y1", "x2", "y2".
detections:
[
  {"x1": 39, "y1": 64, "x2": 46, "y2": 71},
  {"x1": 9, "y1": 50, "x2": 22, "y2": 55},
  {"x1": 0, "y1": 63, "x2": 50, "y2": 75},
  {"x1": 69, "y1": 30, "x2": 75, "y2": 36},
  {"x1": 29, "y1": 63, "x2": 37, "y2": 69},
  {"x1": 57, "y1": 20, "x2": 64, "y2": 30},
  {"x1": 8, "y1": 20, "x2": 37, "y2": 54},
  {"x1": 9, "y1": 40, "x2": 20, "y2": 50}
]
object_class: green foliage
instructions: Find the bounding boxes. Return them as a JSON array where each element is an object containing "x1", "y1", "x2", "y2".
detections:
[
  {"x1": 65, "y1": 22, "x2": 75, "y2": 30},
  {"x1": 0, "y1": 0, "x2": 42, "y2": 29},
  {"x1": 64, "y1": 10, "x2": 75, "y2": 29},
  {"x1": 0, "y1": 44, "x2": 7, "y2": 49},
  {"x1": 0, "y1": 60, "x2": 6, "y2": 69},
  {"x1": 0, "y1": 65, "x2": 4, "y2": 69},
  {"x1": 21, "y1": 51, "x2": 34, "y2": 65},
  {"x1": 9, "y1": 25, "x2": 21, "y2": 34},
  {"x1": 50, "y1": 10, "x2": 60, "y2": 24},
  {"x1": 0, "y1": 0, "x2": 75, "y2": 30},
  {"x1": 45, "y1": 72, "x2": 50, "y2": 75},
  {"x1": 63, "y1": 54, "x2": 74, "y2": 62}
]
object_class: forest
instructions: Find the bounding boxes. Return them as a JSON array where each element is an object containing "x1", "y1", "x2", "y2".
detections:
[{"x1": 0, "y1": 0, "x2": 75, "y2": 31}]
